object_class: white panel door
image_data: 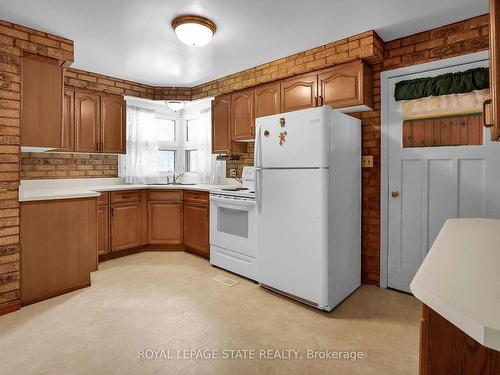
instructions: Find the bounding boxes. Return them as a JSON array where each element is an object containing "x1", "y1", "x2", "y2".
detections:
[
  {"x1": 255, "y1": 106, "x2": 329, "y2": 168},
  {"x1": 257, "y1": 168, "x2": 328, "y2": 305},
  {"x1": 387, "y1": 60, "x2": 500, "y2": 292}
]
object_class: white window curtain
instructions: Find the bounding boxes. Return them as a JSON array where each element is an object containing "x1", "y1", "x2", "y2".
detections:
[
  {"x1": 196, "y1": 108, "x2": 214, "y2": 183},
  {"x1": 119, "y1": 106, "x2": 160, "y2": 184}
]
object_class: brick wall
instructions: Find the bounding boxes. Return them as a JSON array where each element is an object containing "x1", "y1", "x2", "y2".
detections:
[
  {"x1": 21, "y1": 153, "x2": 118, "y2": 179},
  {"x1": 0, "y1": 20, "x2": 74, "y2": 313},
  {"x1": 191, "y1": 31, "x2": 384, "y2": 99}
]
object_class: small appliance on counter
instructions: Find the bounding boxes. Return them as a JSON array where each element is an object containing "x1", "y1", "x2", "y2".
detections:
[
  {"x1": 210, "y1": 166, "x2": 257, "y2": 280},
  {"x1": 255, "y1": 106, "x2": 361, "y2": 311}
]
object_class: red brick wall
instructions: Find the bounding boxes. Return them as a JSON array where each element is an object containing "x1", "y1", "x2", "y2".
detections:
[
  {"x1": 0, "y1": 20, "x2": 74, "y2": 313},
  {"x1": 21, "y1": 152, "x2": 118, "y2": 179}
]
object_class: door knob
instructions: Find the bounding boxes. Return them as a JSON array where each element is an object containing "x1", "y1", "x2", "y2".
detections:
[{"x1": 391, "y1": 190, "x2": 400, "y2": 199}]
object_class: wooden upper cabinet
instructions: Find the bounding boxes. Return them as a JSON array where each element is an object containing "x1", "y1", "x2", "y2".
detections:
[
  {"x1": 318, "y1": 61, "x2": 373, "y2": 110},
  {"x1": 212, "y1": 96, "x2": 232, "y2": 153},
  {"x1": 147, "y1": 201, "x2": 184, "y2": 244},
  {"x1": 280, "y1": 73, "x2": 318, "y2": 113},
  {"x1": 57, "y1": 89, "x2": 75, "y2": 152},
  {"x1": 488, "y1": 0, "x2": 500, "y2": 141},
  {"x1": 254, "y1": 83, "x2": 281, "y2": 119},
  {"x1": 75, "y1": 91, "x2": 100, "y2": 153},
  {"x1": 101, "y1": 95, "x2": 126, "y2": 153},
  {"x1": 231, "y1": 89, "x2": 254, "y2": 140},
  {"x1": 184, "y1": 202, "x2": 209, "y2": 257},
  {"x1": 21, "y1": 53, "x2": 63, "y2": 149}
]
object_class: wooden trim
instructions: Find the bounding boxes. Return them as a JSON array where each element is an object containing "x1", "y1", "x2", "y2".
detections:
[
  {"x1": 98, "y1": 244, "x2": 186, "y2": 262},
  {"x1": 0, "y1": 302, "x2": 21, "y2": 316},
  {"x1": 21, "y1": 281, "x2": 91, "y2": 307},
  {"x1": 171, "y1": 14, "x2": 217, "y2": 34},
  {"x1": 185, "y1": 246, "x2": 209, "y2": 259}
]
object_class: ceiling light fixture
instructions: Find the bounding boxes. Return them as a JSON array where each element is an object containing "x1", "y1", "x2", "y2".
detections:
[
  {"x1": 166, "y1": 100, "x2": 184, "y2": 112},
  {"x1": 171, "y1": 14, "x2": 216, "y2": 47}
]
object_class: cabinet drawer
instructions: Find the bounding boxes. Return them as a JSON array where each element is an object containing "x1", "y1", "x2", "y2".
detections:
[
  {"x1": 97, "y1": 192, "x2": 109, "y2": 205},
  {"x1": 184, "y1": 190, "x2": 209, "y2": 204},
  {"x1": 110, "y1": 190, "x2": 142, "y2": 204},
  {"x1": 147, "y1": 190, "x2": 183, "y2": 201}
]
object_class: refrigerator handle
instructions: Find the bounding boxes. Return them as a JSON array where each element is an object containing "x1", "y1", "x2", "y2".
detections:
[
  {"x1": 254, "y1": 123, "x2": 262, "y2": 212},
  {"x1": 255, "y1": 123, "x2": 262, "y2": 168},
  {"x1": 255, "y1": 167, "x2": 262, "y2": 213}
]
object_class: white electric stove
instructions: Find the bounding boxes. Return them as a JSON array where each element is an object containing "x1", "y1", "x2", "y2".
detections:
[{"x1": 210, "y1": 167, "x2": 257, "y2": 280}]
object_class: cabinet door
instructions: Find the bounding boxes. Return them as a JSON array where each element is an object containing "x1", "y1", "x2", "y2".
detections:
[
  {"x1": 75, "y1": 91, "x2": 100, "y2": 153},
  {"x1": 231, "y1": 89, "x2": 254, "y2": 140},
  {"x1": 184, "y1": 202, "x2": 209, "y2": 257},
  {"x1": 97, "y1": 204, "x2": 109, "y2": 255},
  {"x1": 56, "y1": 89, "x2": 75, "y2": 152},
  {"x1": 111, "y1": 202, "x2": 146, "y2": 251},
  {"x1": 21, "y1": 53, "x2": 63, "y2": 148},
  {"x1": 280, "y1": 73, "x2": 318, "y2": 113},
  {"x1": 147, "y1": 201, "x2": 183, "y2": 244},
  {"x1": 489, "y1": 0, "x2": 500, "y2": 141},
  {"x1": 211, "y1": 96, "x2": 232, "y2": 153},
  {"x1": 318, "y1": 61, "x2": 373, "y2": 109},
  {"x1": 101, "y1": 95, "x2": 126, "y2": 153},
  {"x1": 254, "y1": 83, "x2": 281, "y2": 119}
]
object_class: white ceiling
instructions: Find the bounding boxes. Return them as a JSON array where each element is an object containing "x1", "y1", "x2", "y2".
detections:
[{"x1": 0, "y1": 0, "x2": 488, "y2": 87}]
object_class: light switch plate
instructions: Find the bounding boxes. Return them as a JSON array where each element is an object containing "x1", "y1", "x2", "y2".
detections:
[
  {"x1": 229, "y1": 169, "x2": 237, "y2": 177},
  {"x1": 362, "y1": 155, "x2": 373, "y2": 168}
]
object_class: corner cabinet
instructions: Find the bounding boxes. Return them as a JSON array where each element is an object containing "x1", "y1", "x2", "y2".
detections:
[
  {"x1": 147, "y1": 190, "x2": 184, "y2": 245},
  {"x1": 488, "y1": 0, "x2": 500, "y2": 141}
]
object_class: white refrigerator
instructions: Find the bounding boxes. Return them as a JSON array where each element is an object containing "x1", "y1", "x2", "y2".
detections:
[{"x1": 255, "y1": 106, "x2": 361, "y2": 311}]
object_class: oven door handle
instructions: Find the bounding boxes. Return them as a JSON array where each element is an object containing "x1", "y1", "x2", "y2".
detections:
[{"x1": 210, "y1": 196, "x2": 256, "y2": 207}]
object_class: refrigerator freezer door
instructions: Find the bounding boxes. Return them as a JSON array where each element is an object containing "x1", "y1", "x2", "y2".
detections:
[
  {"x1": 257, "y1": 168, "x2": 329, "y2": 305},
  {"x1": 255, "y1": 106, "x2": 330, "y2": 169}
]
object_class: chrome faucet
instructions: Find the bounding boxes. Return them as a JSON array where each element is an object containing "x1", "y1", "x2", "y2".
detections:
[{"x1": 173, "y1": 173, "x2": 184, "y2": 184}]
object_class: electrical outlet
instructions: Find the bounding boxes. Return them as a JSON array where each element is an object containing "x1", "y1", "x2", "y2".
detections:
[
  {"x1": 362, "y1": 155, "x2": 373, "y2": 168},
  {"x1": 229, "y1": 169, "x2": 237, "y2": 177}
]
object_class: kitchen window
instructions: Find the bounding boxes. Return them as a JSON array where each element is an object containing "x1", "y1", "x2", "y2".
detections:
[{"x1": 185, "y1": 149, "x2": 198, "y2": 172}]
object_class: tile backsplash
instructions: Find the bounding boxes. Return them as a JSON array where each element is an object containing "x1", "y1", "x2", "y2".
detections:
[{"x1": 21, "y1": 152, "x2": 118, "y2": 180}]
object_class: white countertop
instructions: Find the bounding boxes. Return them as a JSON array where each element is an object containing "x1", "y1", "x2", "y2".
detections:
[
  {"x1": 410, "y1": 218, "x2": 500, "y2": 351},
  {"x1": 19, "y1": 178, "x2": 238, "y2": 202}
]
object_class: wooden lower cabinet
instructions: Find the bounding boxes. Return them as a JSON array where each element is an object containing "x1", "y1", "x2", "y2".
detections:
[
  {"x1": 20, "y1": 198, "x2": 96, "y2": 305},
  {"x1": 147, "y1": 201, "x2": 184, "y2": 244},
  {"x1": 184, "y1": 201, "x2": 210, "y2": 258},
  {"x1": 111, "y1": 195, "x2": 146, "y2": 252},
  {"x1": 97, "y1": 204, "x2": 109, "y2": 255},
  {"x1": 420, "y1": 305, "x2": 500, "y2": 374}
]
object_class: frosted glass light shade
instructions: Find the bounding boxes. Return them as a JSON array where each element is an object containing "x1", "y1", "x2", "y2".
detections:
[{"x1": 171, "y1": 15, "x2": 216, "y2": 47}]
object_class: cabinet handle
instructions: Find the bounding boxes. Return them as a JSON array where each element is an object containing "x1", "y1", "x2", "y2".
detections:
[
  {"x1": 319, "y1": 95, "x2": 324, "y2": 106},
  {"x1": 483, "y1": 99, "x2": 494, "y2": 128},
  {"x1": 314, "y1": 96, "x2": 318, "y2": 106},
  {"x1": 96, "y1": 141, "x2": 99, "y2": 150},
  {"x1": 121, "y1": 195, "x2": 131, "y2": 199}
]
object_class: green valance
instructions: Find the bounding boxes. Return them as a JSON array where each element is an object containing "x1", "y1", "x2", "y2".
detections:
[{"x1": 394, "y1": 67, "x2": 489, "y2": 101}]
